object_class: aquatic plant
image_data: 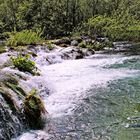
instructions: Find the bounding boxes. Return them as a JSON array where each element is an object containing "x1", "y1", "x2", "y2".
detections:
[
  {"x1": 23, "y1": 89, "x2": 47, "y2": 128},
  {"x1": 11, "y1": 54, "x2": 36, "y2": 74}
]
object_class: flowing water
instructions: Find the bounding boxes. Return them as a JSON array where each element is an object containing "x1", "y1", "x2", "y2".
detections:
[{"x1": 0, "y1": 43, "x2": 140, "y2": 140}]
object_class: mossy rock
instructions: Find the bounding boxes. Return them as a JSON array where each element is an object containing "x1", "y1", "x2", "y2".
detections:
[
  {"x1": 0, "y1": 87, "x2": 19, "y2": 111},
  {"x1": 54, "y1": 37, "x2": 71, "y2": 45},
  {"x1": 28, "y1": 51, "x2": 37, "y2": 57},
  {"x1": 60, "y1": 44, "x2": 68, "y2": 47},
  {"x1": 0, "y1": 72, "x2": 18, "y2": 85},
  {"x1": 5, "y1": 82, "x2": 26, "y2": 98},
  {"x1": 0, "y1": 46, "x2": 7, "y2": 54},
  {"x1": 23, "y1": 89, "x2": 47, "y2": 128},
  {"x1": 47, "y1": 43, "x2": 54, "y2": 50},
  {"x1": 78, "y1": 41, "x2": 86, "y2": 48},
  {"x1": 71, "y1": 36, "x2": 82, "y2": 43}
]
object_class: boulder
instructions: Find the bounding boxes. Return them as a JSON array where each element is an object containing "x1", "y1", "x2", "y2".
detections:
[
  {"x1": 24, "y1": 89, "x2": 47, "y2": 129},
  {"x1": 71, "y1": 40, "x2": 79, "y2": 46},
  {"x1": 82, "y1": 48, "x2": 95, "y2": 56},
  {"x1": 53, "y1": 38, "x2": 71, "y2": 45}
]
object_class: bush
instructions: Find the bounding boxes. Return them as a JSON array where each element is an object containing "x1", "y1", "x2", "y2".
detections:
[
  {"x1": 6, "y1": 30, "x2": 42, "y2": 46},
  {"x1": 11, "y1": 55, "x2": 36, "y2": 74},
  {"x1": 87, "y1": 14, "x2": 140, "y2": 41}
]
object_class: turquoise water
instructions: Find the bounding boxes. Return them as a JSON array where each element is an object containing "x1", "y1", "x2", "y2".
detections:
[{"x1": 14, "y1": 50, "x2": 140, "y2": 140}]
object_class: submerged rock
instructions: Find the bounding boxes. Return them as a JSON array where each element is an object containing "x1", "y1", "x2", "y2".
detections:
[{"x1": 60, "y1": 47, "x2": 95, "y2": 60}]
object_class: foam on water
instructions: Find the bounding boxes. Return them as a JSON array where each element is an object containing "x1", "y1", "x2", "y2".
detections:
[{"x1": 12, "y1": 51, "x2": 140, "y2": 140}]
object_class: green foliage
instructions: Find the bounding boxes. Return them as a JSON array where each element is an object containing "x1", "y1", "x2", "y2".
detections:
[
  {"x1": 5, "y1": 82, "x2": 26, "y2": 97},
  {"x1": 87, "y1": 14, "x2": 140, "y2": 41},
  {"x1": 6, "y1": 30, "x2": 42, "y2": 46},
  {"x1": 88, "y1": 42, "x2": 104, "y2": 51},
  {"x1": 24, "y1": 88, "x2": 46, "y2": 128},
  {"x1": 0, "y1": 0, "x2": 140, "y2": 40},
  {"x1": 78, "y1": 41, "x2": 86, "y2": 48},
  {"x1": 11, "y1": 55, "x2": 36, "y2": 74},
  {"x1": 0, "y1": 46, "x2": 7, "y2": 54}
]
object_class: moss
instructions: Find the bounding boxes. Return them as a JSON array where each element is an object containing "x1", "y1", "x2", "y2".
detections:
[
  {"x1": 60, "y1": 44, "x2": 68, "y2": 47},
  {"x1": 28, "y1": 51, "x2": 37, "y2": 57},
  {"x1": 0, "y1": 87, "x2": 19, "y2": 111},
  {"x1": 11, "y1": 55, "x2": 36, "y2": 74},
  {"x1": 0, "y1": 46, "x2": 7, "y2": 54},
  {"x1": 5, "y1": 82, "x2": 26, "y2": 98},
  {"x1": 12, "y1": 46, "x2": 28, "y2": 52},
  {"x1": 47, "y1": 43, "x2": 54, "y2": 50},
  {"x1": 0, "y1": 73, "x2": 18, "y2": 85},
  {"x1": 71, "y1": 36, "x2": 82, "y2": 43},
  {"x1": 78, "y1": 41, "x2": 86, "y2": 48},
  {"x1": 23, "y1": 89, "x2": 47, "y2": 128}
]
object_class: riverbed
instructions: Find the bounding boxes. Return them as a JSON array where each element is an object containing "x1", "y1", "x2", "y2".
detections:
[{"x1": 13, "y1": 47, "x2": 140, "y2": 140}]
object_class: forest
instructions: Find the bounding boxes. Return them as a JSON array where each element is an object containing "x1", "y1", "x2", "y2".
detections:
[{"x1": 0, "y1": 0, "x2": 140, "y2": 41}]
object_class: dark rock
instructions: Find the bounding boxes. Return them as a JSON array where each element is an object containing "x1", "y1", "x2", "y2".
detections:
[
  {"x1": 60, "y1": 44, "x2": 68, "y2": 48},
  {"x1": 71, "y1": 37, "x2": 82, "y2": 43},
  {"x1": 53, "y1": 38, "x2": 71, "y2": 45},
  {"x1": 75, "y1": 54, "x2": 84, "y2": 59},
  {"x1": 83, "y1": 48, "x2": 95, "y2": 56}
]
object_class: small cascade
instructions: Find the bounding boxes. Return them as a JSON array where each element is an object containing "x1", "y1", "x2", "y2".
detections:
[
  {"x1": 0, "y1": 42, "x2": 140, "y2": 140},
  {"x1": 0, "y1": 94, "x2": 25, "y2": 140}
]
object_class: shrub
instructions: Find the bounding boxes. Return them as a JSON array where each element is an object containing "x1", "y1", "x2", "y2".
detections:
[
  {"x1": 6, "y1": 30, "x2": 42, "y2": 46},
  {"x1": 11, "y1": 55, "x2": 36, "y2": 74},
  {"x1": 87, "y1": 14, "x2": 140, "y2": 41}
]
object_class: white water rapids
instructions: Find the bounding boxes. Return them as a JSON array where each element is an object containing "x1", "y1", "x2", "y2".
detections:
[{"x1": 11, "y1": 50, "x2": 140, "y2": 140}]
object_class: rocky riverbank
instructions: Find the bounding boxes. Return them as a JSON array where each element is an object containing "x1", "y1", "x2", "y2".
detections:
[
  {"x1": 0, "y1": 39, "x2": 139, "y2": 139},
  {"x1": 0, "y1": 41, "x2": 96, "y2": 140}
]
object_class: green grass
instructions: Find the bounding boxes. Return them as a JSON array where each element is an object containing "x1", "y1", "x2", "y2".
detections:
[{"x1": 6, "y1": 30, "x2": 43, "y2": 46}]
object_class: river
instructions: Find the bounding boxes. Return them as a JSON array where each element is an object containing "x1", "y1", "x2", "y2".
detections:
[{"x1": 12, "y1": 45, "x2": 140, "y2": 140}]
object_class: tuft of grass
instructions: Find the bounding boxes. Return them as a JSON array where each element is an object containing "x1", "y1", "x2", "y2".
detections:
[{"x1": 6, "y1": 30, "x2": 43, "y2": 46}]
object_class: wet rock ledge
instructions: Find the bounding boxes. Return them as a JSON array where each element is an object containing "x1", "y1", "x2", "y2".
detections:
[
  {"x1": 0, "y1": 71, "x2": 46, "y2": 140},
  {"x1": 0, "y1": 38, "x2": 96, "y2": 140}
]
